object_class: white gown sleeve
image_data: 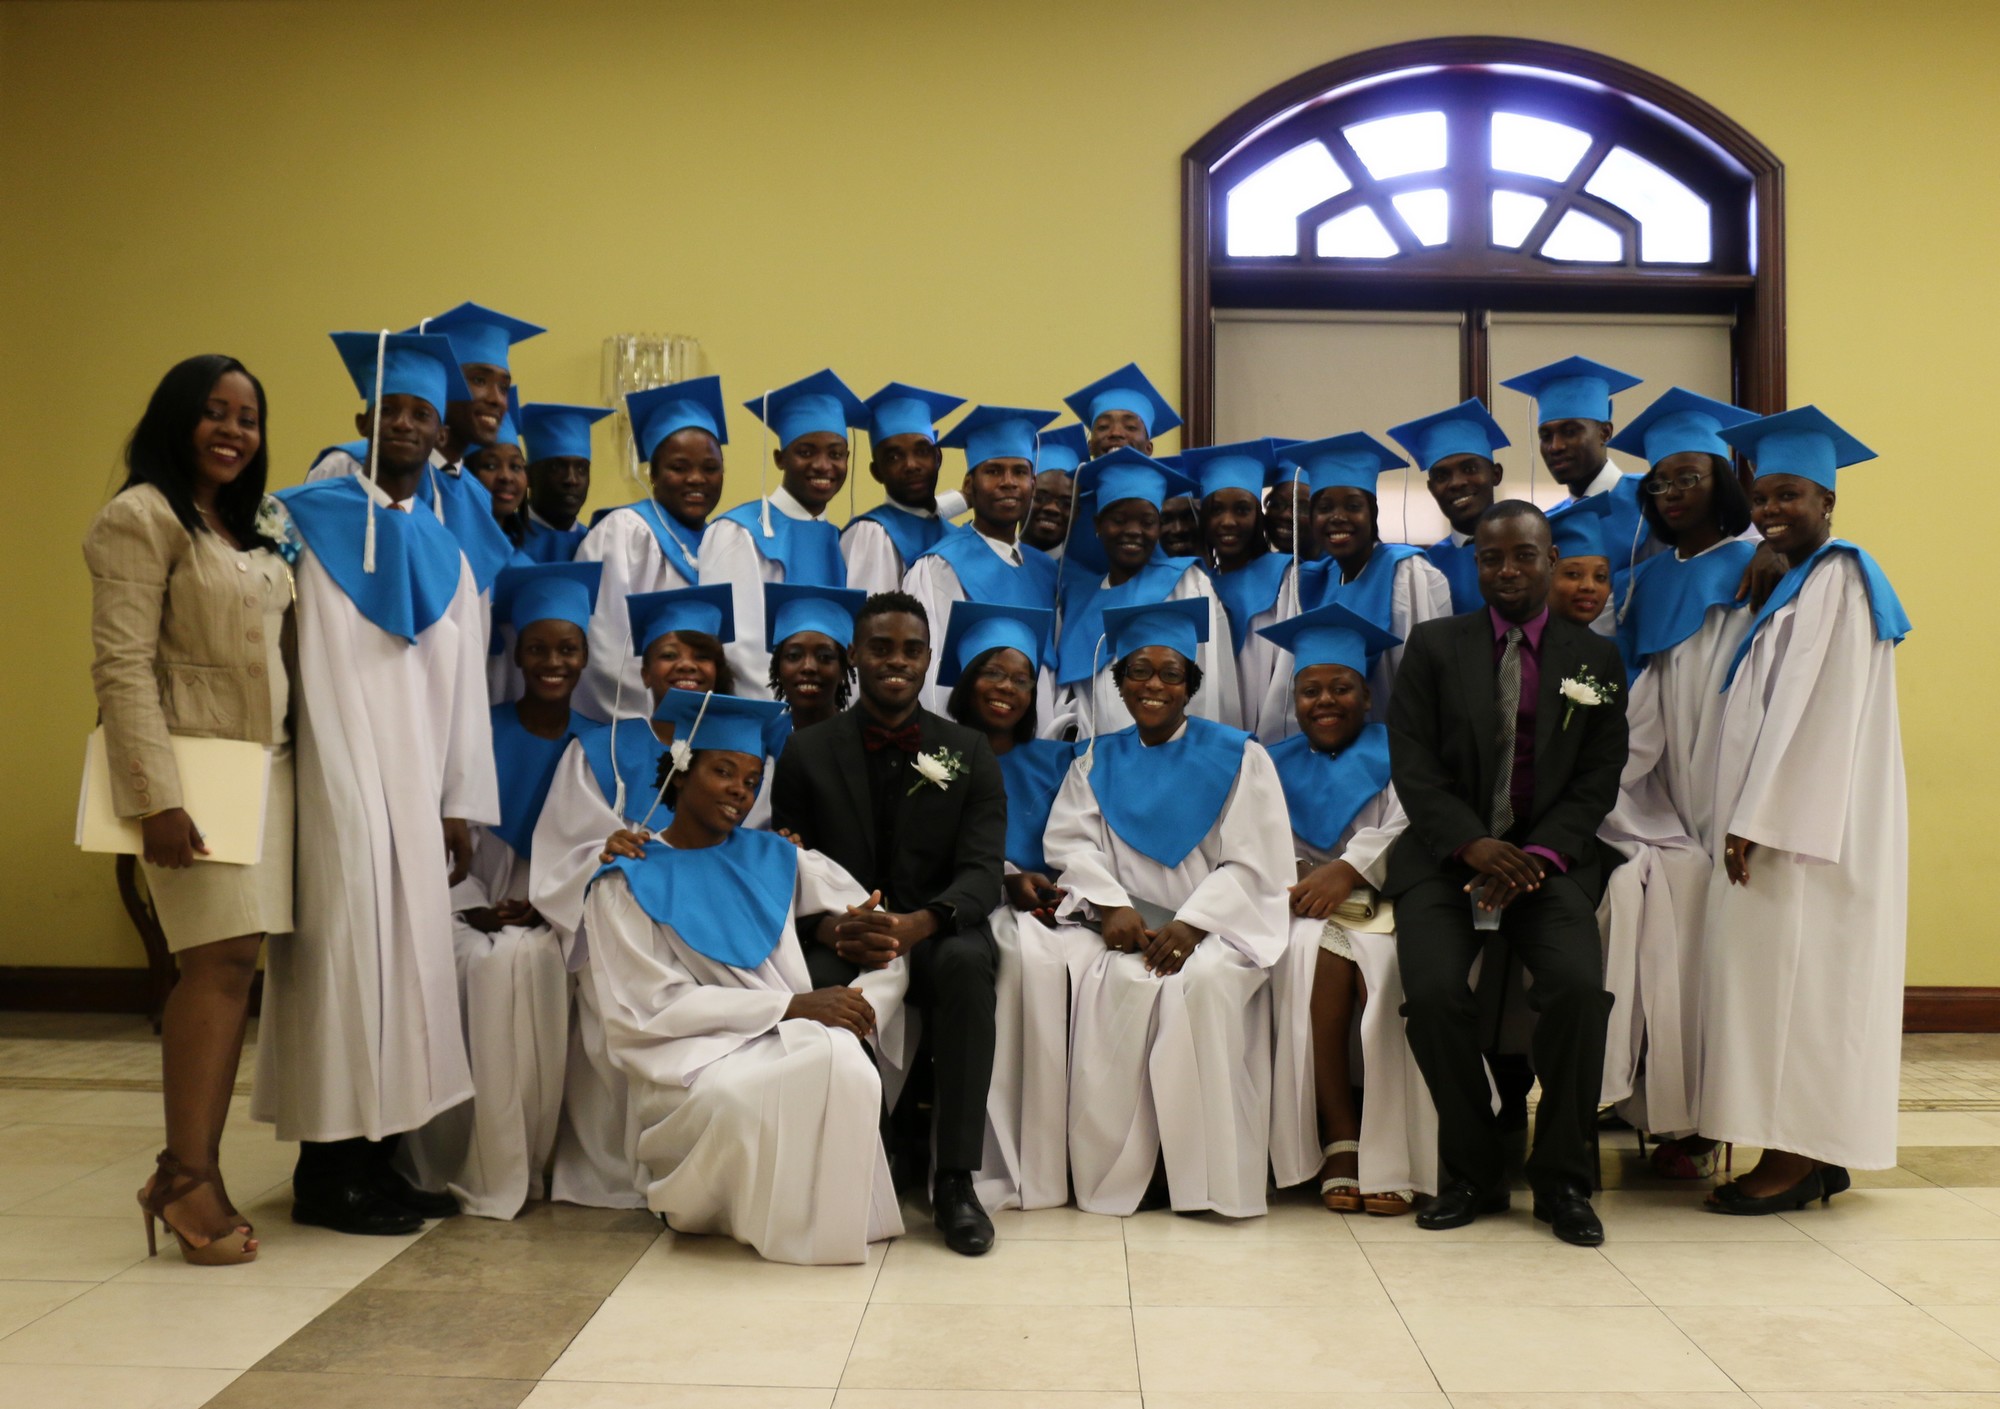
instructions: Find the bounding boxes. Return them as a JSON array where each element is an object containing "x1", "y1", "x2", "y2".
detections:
[
  {"x1": 1336, "y1": 785, "x2": 1408, "y2": 888},
  {"x1": 903, "y1": 554, "x2": 964, "y2": 716},
  {"x1": 1044, "y1": 760, "x2": 1130, "y2": 919},
  {"x1": 840, "y1": 520, "x2": 902, "y2": 600},
  {"x1": 1254, "y1": 563, "x2": 1303, "y2": 742},
  {"x1": 1172, "y1": 566, "x2": 1241, "y2": 728},
  {"x1": 1173, "y1": 742, "x2": 1293, "y2": 966},
  {"x1": 440, "y1": 561, "x2": 501, "y2": 825},
  {"x1": 574, "y1": 513, "x2": 658, "y2": 725},
  {"x1": 698, "y1": 517, "x2": 775, "y2": 700},
  {"x1": 529, "y1": 741, "x2": 627, "y2": 960}
]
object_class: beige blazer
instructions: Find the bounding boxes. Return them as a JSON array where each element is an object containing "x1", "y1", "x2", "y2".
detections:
[{"x1": 82, "y1": 484, "x2": 294, "y2": 817}]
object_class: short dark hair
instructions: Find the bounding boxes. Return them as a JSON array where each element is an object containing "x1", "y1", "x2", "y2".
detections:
[
  {"x1": 120, "y1": 354, "x2": 275, "y2": 551},
  {"x1": 1477, "y1": 498, "x2": 1549, "y2": 531},
  {"x1": 945, "y1": 645, "x2": 1037, "y2": 743},
  {"x1": 1110, "y1": 653, "x2": 1204, "y2": 700},
  {"x1": 855, "y1": 590, "x2": 929, "y2": 640},
  {"x1": 1638, "y1": 455, "x2": 1753, "y2": 547}
]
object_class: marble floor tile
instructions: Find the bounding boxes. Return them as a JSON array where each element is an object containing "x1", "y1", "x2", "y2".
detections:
[
  {"x1": 1144, "y1": 1394, "x2": 1449, "y2": 1409},
  {"x1": 204, "y1": 1369, "x2": 535, "y2": 1408},
  {"x1": 113, "y1": 1205, "x2": 422, "y2": 1289},
  {"x1": 0, "y1": 1281, "x2": 338, "y2": 1369},
  {"x1": 1922, "y1": 1303, "x2": 2000, "y2": 1360},
  {"x1": 1751, "y1": 1393, "x2": 2000, "y2": 1407},
  {"x1": 0, "y1": 1362, "x2": 239, "y2": 1408},
  {"x1": 0, "y1": 1123, "x2": 163, "y2": 1168},
  {"x1": 1897, "y1": 1113, "x2": 2000, "y2": 1147},
  {"x1": 1669, "y1": 1305, "x2": 2000, "y2": 1391},
  {"x1": 257, "y1": 1288, "x2": 602, "y2": 1380},
  {"x1": 546, "y1": 1292, "x2": 864, "y2": 1387},
  {"x1": 1779, "y1": 1188, "x2": 2000, "y2": 1242},
  {"x1": 1133, "y1": 1305, "x2": 1434, "y2": 1394},
  {"x1": 1448, "y1": 1396, "x2": 1753, "y2": 1408},
  {"x1": 1828, "y1": 1239, "x2": 2000, "y2": 1304},
  {"x1": 872, "y1": 1233, "x2": 1127, "y2": 1305},
  {"x1": 1399, "y1": 1304, "x2": 1734, "y2": 1393},
  {"x1": 1344, "y1": 1205, "x2": 1550, "y2": 1244},
  {"x1": 1601, "y1": 1241, "x2": 1903, "y2": 1306},
  {"x1": 528, "y1": 1388, "x2": 832, "y2": 1409},
  {"x1": 1128, "y1": 1238, "x2": 1389, "y2": 1307},
  {"x1": 1893, "y1": 1147, "x2": 2000, "y2": 1187},
  {"x1": 985, "y1": 1206, "x2": 1124, "y2": 1241},
  {"x1": 0, "y1": 1163, "x2": 103, "y2": 1213},
  {"x1": 1366, "y1": 1242, "x2": 1646, "y2": 1307},
  {"x1": 1120, "y1": 1194, "x2": 1357, "y2": 1243},
  {"x1": 834, "y1": 1393, "x2": 1143, "y2": 1408},
  {"x1": 1587, "y1": 1190, "x2": 1815, "y2": 1243},
  {"x1": 367, "y1": 1217, "x2": 655, "y2": 1297},
  {"x1": 609, "y1": 1229, "x2": 883, "y2": 1302},
  {"x1": 0, "y1": 1279, "x2": 90, "y2": 1337},
  {"x1": 0, "y1": 1213, "x2": 151, "y2": 1281},
  {"x1": 843, "y1": 1303, "x2": 1138, "y2": 1391}
]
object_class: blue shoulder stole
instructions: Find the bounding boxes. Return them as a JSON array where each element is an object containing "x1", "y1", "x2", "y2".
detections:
[
  {"x1": 1723, "y1": 539, "x2": 1911, "y2": 689},
  {"x1": 998, "y1": 738, "x2": 1081, "y2": 874},
  {"x1": 276, "y1": 477, "x2": 463, "y2": 643},
  {"x1": 610, "y1": 498, "x2": 704, "y2": 582},
  {"x1": 1298, "y1": 542, "x2": 1424, "y2": 627},
  {"x1": 1054, "y1": 558, "x2": 1200, "y2": 687},
  {"x1": 720, "y1": 501, "x2": 846, "y2": 586},
  {"x1": 592, "y1": 830, "x2": 800, "y2": 969},
  {"x1": 520, "y1": 519, "x2": 588, "y2": 564},
  {"x1": 917, "y1": 530, "x2": 1060, "y2": 612},
  {"x1": 1425, "y1": 537, "x2": 1482, "y2": 614},
  {"x1": 490, "y1": 704, "x2": 586, "y2": 857},
  {"x1": 1267, "y1": 723, "x2": 1391, "y2": 853},
  {"x1": 415, "y1": 466, "x2": 516, "y2": 593},
  {"x1": 1618, "y1": 539, "x2": 1756, "y2": 671},
  {"x1": 851, "y1": 501, "x2": 951, "y2": 567},
  {"x1": 1086, "y1": 717, "x2": 1251, "y2": 868},
  {"x1": 577, "y1": 718, "x2": 672, "y2": 827},
  {"x1": 1210, "y1": 551, "x2": 1290, "y2": 653}
]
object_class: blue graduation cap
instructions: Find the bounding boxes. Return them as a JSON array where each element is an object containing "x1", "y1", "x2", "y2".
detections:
[
  {"x1": 408, "y1": 301, "x2": 545, "y2": 371},
  {"x1": 626, "y1": 376, "x2": 729, "y2": 462},
  {"x1": 939, "y1": 601, "x2": 1054, "y2": 686},
  {"x1": 1286, "y1": 432, "x2": 1405, "y2": 497},
  {"x1": 1175, "y1": 439, "x2": 1285, "y2": 501},
  {"x1": 765, "y1": 582, "x2": 867, "y2": 650},
  {"x1": 1500, "y1": 355, "x2": 1643, "y2": 425},
  {"x1": 1076, "y1": 447, "x2": 1198, "y2": 513},
  {"x1": 653, "y1": 689, "x2": 787, "y2": 759},
  {"x1": 1063, "y1": 363, "x2": 1184, "y2": 438},
  {"x1": 863, "y1": 382, "x2": 964, "y2": 446},
  {"x1": 1718, "y1": 405, "x2": 1875, "y2": 492},
  {"x1": 1257, "y1": 599, "x2": 1402, "y2": 677},
  {"x1": 330, "y1": 331, "x2": 472, "y2": 417},
  {"x1": 1608, "y1": 387, "x2": 1760, "y2": 467},
  {"x1": 627, "y1": 583, "x2": 735, "y2": 655},
  {"x1": 520, "y1": 402, "x2": 613, "y2": 463},
  {"x1": 494, "y1": 561, "x2": 602, "y2": 633},
  {"x1": 940, "y1": 405, "x2": 1059, "y2": 469},
  {"x1": 1386, "y1": 399, "x2": 1510, "y2": 472},
  {"x1": 1034, "y1": 423, "x2": 1090, "y2": 474},
  {"x1": 1547, "y1": 494, "x2": 1616, "y2": 561},
  {"x1": 744, "y1": 370, "x2": 867, "y2": 450},
  {"x1": 1103, "y1": 596, "x2": 1209, "y2": 664}
]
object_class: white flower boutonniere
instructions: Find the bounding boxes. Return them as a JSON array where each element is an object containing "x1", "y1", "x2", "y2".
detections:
[
  {"x1": 255, "y1": 495, "x2": 303, "y2": 565},
  {"x1": 909, "y1": 747, "x2": 969, "y2": 796},
  {"x1": 1559, "y1": 667, "x2": 1620, "y2": 730}
]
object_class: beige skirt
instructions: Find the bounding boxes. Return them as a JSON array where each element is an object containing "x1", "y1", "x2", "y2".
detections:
[{"x1": 143, "y1": 745, "x2": 294, "y2": 951}]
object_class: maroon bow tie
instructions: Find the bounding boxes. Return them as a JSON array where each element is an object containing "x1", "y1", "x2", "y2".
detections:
[{"x1": 863, "y1": 722, "x2": 922, "y2": 754}]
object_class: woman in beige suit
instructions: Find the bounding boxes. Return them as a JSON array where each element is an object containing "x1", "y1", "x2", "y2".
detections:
[{"x1": 83, "y1": 355, "x2": 294, "y2": 1265}]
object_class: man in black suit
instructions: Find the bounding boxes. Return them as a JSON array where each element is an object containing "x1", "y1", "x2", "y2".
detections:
[
  {"x1": 772, "y1": 590, "x2": 1007, "y2": 1256},
  {"x1": 1384, "y1": 500, "x2": 1627, "y2": 1245}
]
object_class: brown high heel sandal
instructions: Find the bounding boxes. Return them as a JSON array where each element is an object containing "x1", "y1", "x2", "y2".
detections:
[
  {"x1": 1320, "y1": 1141, "x2": 1364, "y2": 1213},
  {"x1": 137, "y1": 1151, "x2": 257, "y2": 1265}
]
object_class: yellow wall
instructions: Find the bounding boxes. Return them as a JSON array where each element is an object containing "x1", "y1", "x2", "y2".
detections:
[{"x1": 4, "y1": 1, "x2": 1993, "y2": 981}]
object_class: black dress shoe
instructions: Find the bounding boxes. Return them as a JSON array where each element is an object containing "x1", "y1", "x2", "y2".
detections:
[
  {"x1": 1533, "y1": 1185, "x2": 1605, "y2": 1246},
  {"x1": 1706, "y1": 1167, "x2": 1828, "y2": 1216},
  {"x1": 1416, "y1": 1178, "x2": 1510, "y2": 1230},
  {"x1": 292, "y1": 1180, "x2": 424, "y2": 1236},
  {"x1": 932, "y1": 1170, "x2": 994, "y2": 1256},
  {"x1": 368, "y1": 1163, "x2": 461, "y2": 1219}
]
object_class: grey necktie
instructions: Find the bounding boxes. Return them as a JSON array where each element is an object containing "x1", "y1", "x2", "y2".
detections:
[{"x1": 1490, "y1": 626, "x2": 1524, "y2": 835}]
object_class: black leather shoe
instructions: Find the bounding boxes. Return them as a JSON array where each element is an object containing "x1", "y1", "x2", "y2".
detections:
[
  {"x1": 368, "y1": 1163, "x2": 461, "y2": 1220},
  {"x1": 292, "y1": 1180, "x2": 424, "y2": 1236},
  {"x1": 932, "y1": 1170, "x2": 994, "y2": 1256},
  {"x1": 1705, "y1": 1167, "x2": 1827, "y2": 1216},
  {"x1": 1533, "y1": 1185, "x2": 1605, "y2": 1246},
  {"x1": 1416, "y1": 1178, "x2": 1510, "y2": 1230}
]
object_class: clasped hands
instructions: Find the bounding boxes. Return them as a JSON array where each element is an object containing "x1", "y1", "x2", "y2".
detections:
[
  {"x1": 1100, "y1": 906, "x2": 1205, "y2": 977},
  {"x1": 815, "y1": 892, "x2": 935, "y2": 969},
  {"x1": 1460, "y1": 836, "x2": 1545, "y2": 912}
]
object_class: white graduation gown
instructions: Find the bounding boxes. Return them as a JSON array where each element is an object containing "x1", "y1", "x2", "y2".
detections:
[
  {"x1": 699, "y1": 486, "x2": 833, "y2": 701},
  {"x1": 1698, "y1": 553, "x2": 1907, "y2": 1169},
  {"x1": 1267, "y1": 787, "x2": 1443, "y2": 1198},
  {"x1": 903, "y1": 533, "x2": 1068, "y2": 736},
  {"x1": 253, "y1": 546, "x2": 498, "y2": 1143},
  {"x1": 1237, "y1": 597, "x2": 1287, "y2": 742},
  {"x1": 1060, "y1": 565, "x2": 1241, "y2": 740},
  {"x1": 1256, "y1": 553, "x2": 1454, "y2": 741},
  {"x1": 529, "y1": 738, "x2": 666, "y2": 1208},
  {"x1": 839, "y1": 490, "x2": 965, "y2": 598},
  {"x1": 581, "y1": 849, "x2": 909, "y2": 1264},
  {"x1": 1045, "y1": 734, "x2": 1293, "y2": 1216},
  {"x1": 400, "y1": 826, "x2": 568, "y2": 1218},
  {"x1": 573, "y1": 506, "x2": 697, "y2": 724},
  {"x1": 1598, "y1": 560, "x2": 1754, "y2": 1135}
]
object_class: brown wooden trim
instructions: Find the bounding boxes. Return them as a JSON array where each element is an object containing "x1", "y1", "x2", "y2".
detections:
[
  {"x1": 1905, "y1": 988, "x2": 2000, "y2": 1034},
  {"x1": 0, "y1": 967, "x2": 262, "y2": 1017},
  {"x1": 1183, "y1": 36, "x2": 1788, "y2": 444}
]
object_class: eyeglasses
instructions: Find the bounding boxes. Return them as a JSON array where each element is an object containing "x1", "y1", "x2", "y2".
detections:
[
  {"x1": 974, "y1": 666, "x2": 1034, "y2": 690},
  {"x1": 1643, "y1": 470, "x2": 1710, "y2": 496},
  {"x1": 1121, "y1": 661, "x2": 1187, "y2": 685}
]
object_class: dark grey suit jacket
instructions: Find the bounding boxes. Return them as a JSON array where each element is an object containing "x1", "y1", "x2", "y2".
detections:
[{"x1": 1383, "y1": 609, "x2": 1629, "y2": 901}]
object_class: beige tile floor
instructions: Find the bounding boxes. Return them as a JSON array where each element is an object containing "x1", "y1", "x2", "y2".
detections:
[{"x1": 8, "y1": 1020, "x2": 2000, "y2": 1407}]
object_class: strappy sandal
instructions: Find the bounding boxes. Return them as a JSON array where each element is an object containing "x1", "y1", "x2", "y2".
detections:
[
  {"x1": 137, "y1": 1151, "x2": 257, "y2": 1266},
  {"x1": 1650, "y1": 1137, "x2": 1721, "y2": 1180},
  {"x1": 1362, "y1": 1190, "x2": 1415, "y2": 1216},
  {"x1": 1320, "y1": 1140, "x2": 1363, "y2": 1213}
]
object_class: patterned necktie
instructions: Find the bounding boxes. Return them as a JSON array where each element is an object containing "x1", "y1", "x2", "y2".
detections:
[{"x1": 1490, "y1": 626, "x2": 1524, "y2": 836}]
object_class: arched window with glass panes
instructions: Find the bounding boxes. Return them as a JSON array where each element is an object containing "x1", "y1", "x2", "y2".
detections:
[{"x1": 1181, "y1": 38, "x2": 1784, "y2": 444}]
